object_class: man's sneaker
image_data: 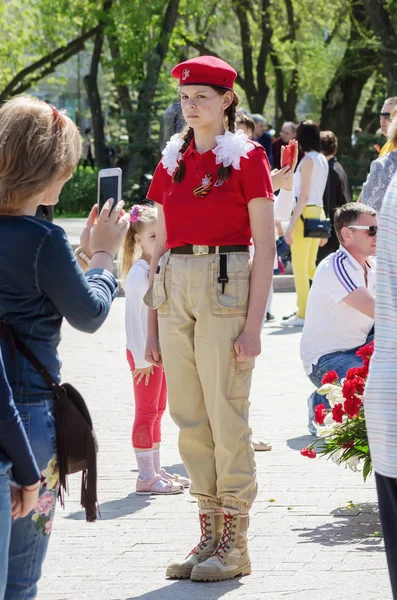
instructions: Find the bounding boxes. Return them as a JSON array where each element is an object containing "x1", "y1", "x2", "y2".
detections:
[
  {"x1": 166, "y1": 509, "x2": 223, "y2": 579},
  {"x1": 281, "y1": 315, "x2": 304, "y2": 327},
  {"x1": 190, "y1": 511, "x2": 251, "y2": 582},
  {"x1": 265, "y1": 312, "x2": 275, "y2": 322}
]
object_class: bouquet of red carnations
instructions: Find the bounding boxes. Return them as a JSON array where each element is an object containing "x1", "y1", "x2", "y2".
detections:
[{"x1": 300, "y1": 341, "x2": 374, "y2": 481}]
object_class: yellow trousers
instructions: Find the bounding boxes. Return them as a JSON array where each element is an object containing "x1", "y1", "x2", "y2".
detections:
[
  {"x1": 147, "y1": 251, "x2": 257, "y2": 512},
  {"x1": 291, "y1": 206, "x2": 323, "y2": 319}
]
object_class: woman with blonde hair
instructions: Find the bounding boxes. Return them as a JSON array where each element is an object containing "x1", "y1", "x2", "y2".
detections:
[{"x1": 0, "y1": 95, "x2": 129, "y2": 597}]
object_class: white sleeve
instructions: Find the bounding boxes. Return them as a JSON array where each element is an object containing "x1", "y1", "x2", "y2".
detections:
[
  {"x1": 316, "y1": 257, "x2": 360, "y2": 305},
  {"x1": 125, "y1": 265, "x2": 151, "y2": 368},
  {"x1": 274, "y1": 188, "x2": 294, "y2": 221}
]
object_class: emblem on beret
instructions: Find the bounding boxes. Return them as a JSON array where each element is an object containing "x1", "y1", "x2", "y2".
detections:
[{"x1": 182, "y1": 68, "x2": 190, "y2": 81}]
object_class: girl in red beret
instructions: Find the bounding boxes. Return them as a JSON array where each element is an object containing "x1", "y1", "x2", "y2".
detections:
[{"x1": 145, "y1": 56, "x2": 275, "y2": 582}]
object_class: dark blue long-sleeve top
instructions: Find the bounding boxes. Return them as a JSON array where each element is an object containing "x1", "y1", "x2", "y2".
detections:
[
  {"x1": 0, "y1": 347, "x2": 41, "y2": 485},
  {"x1": 0, "y1": 216, "x2": 118, "y2": 403}
]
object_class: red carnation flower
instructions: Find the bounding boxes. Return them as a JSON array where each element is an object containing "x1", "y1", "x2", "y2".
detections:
[
  {"x1": 352, "y1": 376, "x2": 365, "y2": 395},
  {"x1": 314, "y1": 404, "x2": 327, "y2": 425},
  {"x1": 332, "y1": 403, "x2": 345, "y2": 423},
  {"x1": 342, "y1": 379, "x2": 357, "y2": 400},
  {"x1": 356, "y1": 342, "x2": 374, "y2": 360},
  {"x1": 300, "y1": 448, "x2": 316, "y2": 458},
  {"x1": 344, "y1": 396, "x2": 362, "y2": 419},
  {"x1": 346, "y1": 367, "x2": 360, "y2": 381},
  {"x1": 321, "y1": 370, "x2": 339, "y2": 385}
]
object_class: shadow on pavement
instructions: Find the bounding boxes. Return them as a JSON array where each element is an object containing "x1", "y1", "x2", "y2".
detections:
[
  {"x1": 128, "y1": 578, "x2": 244, "y2": 600},
  {"x1": 266, "y1": 327, "x2": 302, "y2": 336},
  {"x1": 66, "y1": 493, "x2": 152, "y2": 520},
  {"x1": 286, "y1": 435, "x2": 314, "y2": 451},
  {"x1": 295, "y1": 502, "x2": 384, "y2": 550}
]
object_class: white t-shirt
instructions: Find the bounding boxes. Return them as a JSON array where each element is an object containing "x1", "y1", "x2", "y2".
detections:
[
  {"x1": 293, "y1": 151, "x2": 329, "y2": 207},
  {"x1": 300, "y1": 247, "x2": 375, "y2": 375},
  {"x1": 125, "y1": 259, "x2": 151, "y2": 368}
]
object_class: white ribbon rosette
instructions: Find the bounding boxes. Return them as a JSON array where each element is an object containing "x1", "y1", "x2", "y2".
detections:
[
  {"x1": 161, "y1": 133, "x2": 184, "y2": 176},
  {"x1": 212, "y1": 129, "x2": 254, "y2": 170}
]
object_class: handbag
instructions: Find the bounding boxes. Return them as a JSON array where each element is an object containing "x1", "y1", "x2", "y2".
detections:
[
  {"x1": 0, "y1": 320, "x2": 98, "y2": 522},
  {"x1": 300, "y1": 167, "x2": 332, "y2": 239}
]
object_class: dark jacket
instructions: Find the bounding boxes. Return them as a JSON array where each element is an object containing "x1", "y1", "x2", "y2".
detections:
[{"x1": 0, "y1": 216, "x2": 118, "y2": 402}]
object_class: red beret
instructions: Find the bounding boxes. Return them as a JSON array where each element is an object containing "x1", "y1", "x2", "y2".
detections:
[{"x1": 171, "y1": 56, "x2": 237, "y2": 91}]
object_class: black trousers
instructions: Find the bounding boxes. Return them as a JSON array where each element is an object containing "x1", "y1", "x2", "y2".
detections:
[{"x1": 375, "y1": 472, "x2": 397, "y2": 598}]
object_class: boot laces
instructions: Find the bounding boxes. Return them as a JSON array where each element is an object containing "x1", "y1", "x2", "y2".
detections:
[
  {"x1": 188, "y1": 513, "x2": 212, "y2": 557},
  {"x1": 214, "y1": 514, "x2": 236, "y2": 558}
]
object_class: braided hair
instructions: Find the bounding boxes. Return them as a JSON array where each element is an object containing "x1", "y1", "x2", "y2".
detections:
[{"x1": 172, "y1": 87, "x2": 240, "y2": 184}]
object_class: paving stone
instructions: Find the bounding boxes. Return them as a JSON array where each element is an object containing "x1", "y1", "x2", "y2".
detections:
[{"x1": 37, "y1": 293, "x2": 391, "y2": 599}]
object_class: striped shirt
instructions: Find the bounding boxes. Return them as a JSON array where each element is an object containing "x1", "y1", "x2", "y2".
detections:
[
  {"x1": 301, "y1": 247, "x2": 375, "y2": 375},
  {"x1": 365, "y1": 171, "x2": 397, "y2": 477}
]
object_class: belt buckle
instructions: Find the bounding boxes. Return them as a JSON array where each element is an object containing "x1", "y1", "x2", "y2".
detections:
[{"x1": 193, "y1": 245, "x2": 209, "y2": 255}]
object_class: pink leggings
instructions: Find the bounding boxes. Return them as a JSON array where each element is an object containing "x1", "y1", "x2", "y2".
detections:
[{"x1": 126, "y1": 350, "x2": 167, "y2": 448}]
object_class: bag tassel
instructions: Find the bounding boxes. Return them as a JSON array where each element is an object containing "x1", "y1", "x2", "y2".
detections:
[
  {"x1": 53, "y1": 389, "x2": 69, "y2": 507},
  {"x1": 80, "y1": 431, "x2": 99, "y2": 522}
]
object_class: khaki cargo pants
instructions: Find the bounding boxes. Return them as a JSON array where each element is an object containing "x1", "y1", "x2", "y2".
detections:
[{"x1": 148, "y1": 250, "x2": 258, "y2": 511}]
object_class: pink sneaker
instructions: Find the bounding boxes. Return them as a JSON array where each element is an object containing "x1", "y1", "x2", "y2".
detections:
[
  {"x1": 159, "y1": 468, "x2": 191, "y2": 488},
  {"x1": 135, "y1": 474, "x2": 184, "y2": 496}
]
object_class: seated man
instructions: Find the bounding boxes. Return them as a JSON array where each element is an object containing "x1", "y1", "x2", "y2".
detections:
[{"x1": 300, "y1": 203, "x2": 377, "y2": 434}]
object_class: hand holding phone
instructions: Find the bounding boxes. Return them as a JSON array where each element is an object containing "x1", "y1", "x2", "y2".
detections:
[
  {"x1": 282, "y1": 144, "x2": 295, "y2": 170},
  {"x1": 97, "y1": 168, "x2": 122, "y2": 215}
]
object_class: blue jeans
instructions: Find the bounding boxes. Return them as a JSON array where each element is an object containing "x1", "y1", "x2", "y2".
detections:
[
  {"x1": 0, "y1": 456, "x2": 12, "y2": 600},
  {"x1": 5, "y1": 401, "x2": 57, "y2": 600},
  {"x1": 307, "y1": 334, "x2": 374, "y2": 435}
]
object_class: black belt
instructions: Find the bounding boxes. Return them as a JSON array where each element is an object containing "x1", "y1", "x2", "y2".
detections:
[{"x1": 170, "y1": 244, "x2": 249, "y2": 255}]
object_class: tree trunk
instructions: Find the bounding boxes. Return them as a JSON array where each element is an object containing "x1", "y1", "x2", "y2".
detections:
[
  {"x1": 125, "y1": 0, "x2": 180, "y2": 191},
  {"x1": 83, "y1": 1, "x2": 113, "y2": 170},
  {"x1": 320, "y1": 0, "x2": 377, "y2": 155},
  {"x1": 359, "y1": 72, "x2": 387, "y2": 133},
  {"x1": 363, "y1": 0, "x2": 397, "y2": 95},
  {"x1": 108, "y1": 32, "x2": 135, "y2": 152}
]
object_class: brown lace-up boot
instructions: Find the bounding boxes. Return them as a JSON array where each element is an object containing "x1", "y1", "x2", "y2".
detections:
[
  {"x1": 190, "y1": 509, "x2": 251, "y2": 582},
  {"x1": 166, "y1": 509, "x2": 223, "y2": 579}
]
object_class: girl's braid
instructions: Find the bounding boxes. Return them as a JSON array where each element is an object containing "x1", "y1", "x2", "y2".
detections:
[{"x1": 172, "y1": 127, "x2": 194, "y2": 183}]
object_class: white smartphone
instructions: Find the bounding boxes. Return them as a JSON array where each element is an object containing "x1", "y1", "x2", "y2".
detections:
[{"x1": 97, "y1": 168, "x2": 122, "y2": 215}]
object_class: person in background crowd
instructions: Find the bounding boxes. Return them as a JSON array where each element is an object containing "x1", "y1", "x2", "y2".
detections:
[
  {"x1": 365, "y1": 171, "x2": 397, "y2": 600},
  {"x1": 272, "y1": 121, "x2": 303, "y2": 170},
  {"x1": 0, "y1": 348, "x2": 41, "y2": 598},
  {"x1": 159, "y1": 101, "x2": 184, "y2": 151},
  {"x1": 121, "y1": 204, "x2": 188, "y2": 495},
  {"x1": 301, "y1": 203, "x2": 376, "y2": 435},
  {"x1": 251, "y1": 114, "x2": 273, "y2": 165},
  {"x1": 145, "y1": 55, "x2": 275, "y2": 582},
  {"x1": 378, "y1": 97, "x2": 397, "y2": 157},
  {"x1": 0, "y1": 95, "x2": 130, "y2": 598},
  {"x1": 82, "y1": 128, "x2": 95, "y2": 170},
  {"x1": 282, "y1": 121, "x2": 329, "y2": 327},
  {"x1": 361, "y1": 111, "x2": 397, "y2": 213},
  {"x1": 351, "y1": 128, "x2": 362, "y2": 147},
  {"x1": 317, "y1": 130, "x2": 351, "y2": 263}
]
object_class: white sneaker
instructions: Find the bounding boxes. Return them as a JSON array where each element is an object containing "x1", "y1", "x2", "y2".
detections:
[{"x1": 281, "y1": 315, "x2": 305, "y2": 327}]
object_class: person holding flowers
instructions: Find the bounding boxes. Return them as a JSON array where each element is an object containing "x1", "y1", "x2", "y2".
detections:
[
  {"x1": 300, "y1": 203, "x2": 377, "y2": 435},
  {"x1": 144, "y1": 56, "x2": 275, "y2": 582}
]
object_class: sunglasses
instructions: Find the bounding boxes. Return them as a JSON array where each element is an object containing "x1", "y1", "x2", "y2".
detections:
[
  {"x1": 380, "y1": 112, "x2": 391, "y2": 119},
  {"x1": 347, "y1": 225, "x2": 377, "y2": 237}
]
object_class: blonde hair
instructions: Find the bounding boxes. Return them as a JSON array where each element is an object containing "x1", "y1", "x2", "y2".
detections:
[
  {"x1": 388, "y1": 107, "x2": 397, "y2": 146},
  {"x1": 120, "y1": 205, "x2": 157, "y2": 281},
  {"x1": 0, "y1": 95, "x2": 82, "y2": 214}
]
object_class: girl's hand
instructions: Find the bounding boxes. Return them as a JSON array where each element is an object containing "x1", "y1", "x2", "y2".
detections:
[
  {"x1": 284, "y1": 226, "x2": 294, "y2": 246},
  {"x1": 10, "y1": 484, "x2": 22, "y2": 520},
  {"x1": 145, "y1": 334, "x2": 162, "y2": 367},
  {"x1": 234, "y1": 331, "x2": 261, "y2": 363},
  {"x1": 132, "y1": 366, "x2": 154, "y2": 386},
  {"x1": 271, "y1": 166, "x2": 290, "y2": 192}
]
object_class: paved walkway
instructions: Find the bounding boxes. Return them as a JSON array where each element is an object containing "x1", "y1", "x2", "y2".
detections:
[{"x1": 38, "y1": 294, "x2": 391, "y2": 600}]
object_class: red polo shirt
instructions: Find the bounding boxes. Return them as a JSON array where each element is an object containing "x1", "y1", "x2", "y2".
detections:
[{"x1": 147, "y1": 139, "x2": 274, "y2": 248}]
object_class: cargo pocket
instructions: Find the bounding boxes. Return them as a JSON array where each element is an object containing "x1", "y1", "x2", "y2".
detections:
[
  {"x1": 209, "y1": 263, "x2": 250, "y2": 317},
  {"x1": 143, "y1": 265, "x2": 171, "y2": 317},
  {"x1": 226, "y1": 345, "x2": 255, "y2": 401}
]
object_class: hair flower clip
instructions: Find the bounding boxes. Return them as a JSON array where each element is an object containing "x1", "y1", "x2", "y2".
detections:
[
  {"x1": 212, "y1": 129, "x2": 254, "y2": 170},
  {"x1": 161, "y1": 133, "x2": 184, "y2": 176},
  {"x1": 130, "y1": 205, "x2": 147, "y2": 223}
]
